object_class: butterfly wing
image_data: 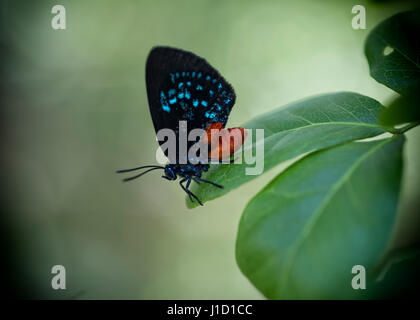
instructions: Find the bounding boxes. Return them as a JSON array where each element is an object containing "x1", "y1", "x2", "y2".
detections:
[{"x1": 145, "y1": 46, "x2": 237, "y2": 162}]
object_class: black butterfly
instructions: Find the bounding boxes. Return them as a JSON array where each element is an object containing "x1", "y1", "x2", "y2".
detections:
[{"x1": 117, "y1": 46, "x2": 246, "y2": 205}]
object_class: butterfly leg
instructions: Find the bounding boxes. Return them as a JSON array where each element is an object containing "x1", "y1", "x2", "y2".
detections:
[
  {"x1": 180, "y1": 178, "x2": 203, "y2": 205},
  {"x1": 193, "y1": 177, "x2": 224, "y2": 189},
  {"x1": 179, "y1": 178, "x2": 193, "y2": 203},
  {"x1": 186, "y1": 178, "x2": 191, "y2": 189},
  {"x1": 184, "y1": 177, "x2": 203, "y2": 206}
]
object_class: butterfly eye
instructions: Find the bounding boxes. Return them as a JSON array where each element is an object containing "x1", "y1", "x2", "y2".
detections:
[{"x1": 164, "y1": 167, "x2": 176, "y2": 180}]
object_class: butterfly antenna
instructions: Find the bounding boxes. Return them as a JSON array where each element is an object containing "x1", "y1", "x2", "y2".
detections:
[
  {"x1": 116, "y1": 165, "x2": 164, "y2": 174},
  {"x1": 120, "y1": 167, "x2": 164, "y2": 182}
]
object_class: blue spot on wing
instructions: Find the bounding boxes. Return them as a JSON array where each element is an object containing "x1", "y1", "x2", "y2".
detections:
[
  {"x1": 160, "y1": 91, "x2": 170, "y2": 113},
  {"x1": 179, "y1": 101, "x2": 187, "y2": 110},
  {"x1": 205, "y1": 111, "x2": 216, "y2": 119},
  {"x1": 185, "y1": 89, "x2": 191, "y2": 99}
]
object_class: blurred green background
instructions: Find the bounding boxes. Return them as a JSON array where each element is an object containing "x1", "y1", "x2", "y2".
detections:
[{"x1": 1, "y1": 0, "x2": 419, "y2": 299}]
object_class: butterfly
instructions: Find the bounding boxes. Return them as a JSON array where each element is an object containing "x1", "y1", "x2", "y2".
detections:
[{"x1": 117, "y1": 46, "x2": 247, "y2": 205}]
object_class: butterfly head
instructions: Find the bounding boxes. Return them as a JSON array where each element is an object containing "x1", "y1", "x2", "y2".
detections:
[{"x1": 163, "y1": 165, "x2": 177, "y2": 180}]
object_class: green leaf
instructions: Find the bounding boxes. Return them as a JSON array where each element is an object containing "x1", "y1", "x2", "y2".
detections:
[
  {"x1": 187, "y1": 92, "x2": 387, "y2": 208},
  {"x1": 236, "y1": 135, "x2": 404, "y2": 299},
  {"x1": 365, "y1": 10, "x2": 420, "y2": 95},
  {"x1": 380, "y1": 93, "x2": 420, "y2": 126}
]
